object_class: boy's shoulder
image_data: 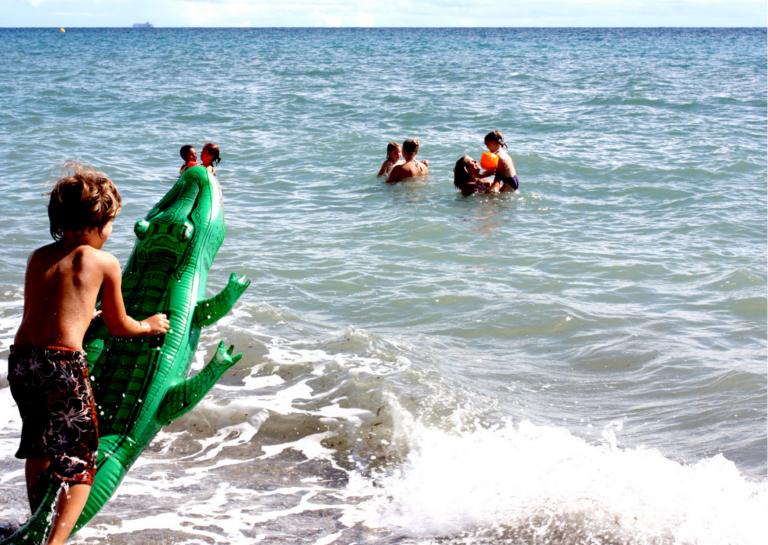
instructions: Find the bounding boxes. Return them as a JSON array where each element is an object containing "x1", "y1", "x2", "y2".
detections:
[
  {"x1": 76, "y1": 246, "x2": 120, "y2": 271},
  {"x1": 30, "y1": 243, "x2": 118, "y2": 271}
]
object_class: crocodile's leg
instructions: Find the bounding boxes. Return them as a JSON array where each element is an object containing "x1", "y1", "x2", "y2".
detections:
[
  {"x1": 156, "y1": 342, "x2": 243, "y2": 425},
  {"x1": 0, "y1": 481, "x2": 62, "y2": 545},
  {"x1": 193, "y1": 273, "x2": 250, "y2": 328}
]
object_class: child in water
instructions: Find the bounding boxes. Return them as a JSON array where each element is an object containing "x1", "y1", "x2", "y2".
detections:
[
  {"x1": 200, "y1": 142, "x2": 221, "y2": 177},
  {"x1": 378, "y1": 142, "x2": 403, "y2": 178},
  {"x1": 179, "y1": 144, "x2": 198, "y2": 175},
  {"x1": 8, "y1": 162, "x2": 169, "y2": 545},
  {"x1": 482, "y1": 130, "x2": 518, "y2": 192},
  {"x1": 386, "y1": 138, "x2": 430, "y2": 183}
]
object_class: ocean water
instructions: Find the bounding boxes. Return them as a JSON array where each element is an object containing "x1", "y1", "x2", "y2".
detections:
[{"x1": 0, "y1": 27, "x2": 765, "y2": 544}]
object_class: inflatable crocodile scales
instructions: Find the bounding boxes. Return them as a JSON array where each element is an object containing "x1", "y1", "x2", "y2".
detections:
[{"x1": 2, "y1": 165, "x2": 250, "y2": 544}]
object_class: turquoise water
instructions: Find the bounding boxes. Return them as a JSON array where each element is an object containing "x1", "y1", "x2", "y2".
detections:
[{"x1": 0, "y1": 28, "x2": 766, "y2": 544}]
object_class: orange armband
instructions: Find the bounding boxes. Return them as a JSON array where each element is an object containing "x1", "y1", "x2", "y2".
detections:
[{"x1": 481, "y1": 152, "x2": 498, "y2": 170}]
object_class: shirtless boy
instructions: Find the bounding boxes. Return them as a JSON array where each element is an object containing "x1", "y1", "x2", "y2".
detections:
[
  {"x1": 386, "y1": 138, "x2": 429, "y2": 183},
  {"x1": 9, "y1": 162, "x2": 169, "y2": 545}
]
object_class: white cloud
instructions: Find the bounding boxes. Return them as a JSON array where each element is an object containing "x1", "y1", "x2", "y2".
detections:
[
  {"x1": 356, "y1": 13, "x2": 374, "y2": 26},
  {"x1": 163, "y1": 0, "x2": 767, "y2": 27}
]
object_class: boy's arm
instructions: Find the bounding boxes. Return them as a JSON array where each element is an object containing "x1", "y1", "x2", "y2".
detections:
[
  {"x1": 99, "y1": 253, "x2": 169, "y2": 337},
  {"x1": 377, "y1": 161, "x2": 389, "y2": 177}
]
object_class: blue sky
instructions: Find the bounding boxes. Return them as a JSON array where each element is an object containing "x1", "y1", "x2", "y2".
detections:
[{"x1": 3, "y1": 0, "x2": 766, "y2": 27}]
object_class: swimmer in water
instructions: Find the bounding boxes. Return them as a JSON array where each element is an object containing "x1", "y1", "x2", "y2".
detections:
[
  {"x1": 386, "y1": 138, "x2": 429, "y2": 183},
  {"x1": 378, "y1": 142, "x2": 404, "y2": 178},
  {"x1": 200, "y1": 142, "x2": 221, "y2": 177},
  {"x1": 179, "y1": 144, "x2": 198, "y2": 176},
  {"x1": 482, "y1": 130, "x2": 518, "y2": 192},
  {"x1": 453, "y1": 156, "x2": 498, "y2": 196}
]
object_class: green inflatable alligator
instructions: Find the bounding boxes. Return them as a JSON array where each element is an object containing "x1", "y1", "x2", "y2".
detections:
[{"x1": 2, "y1": 165, "x2": 250, "y2": 544}]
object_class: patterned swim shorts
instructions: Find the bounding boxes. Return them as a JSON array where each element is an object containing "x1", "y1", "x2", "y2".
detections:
[{"x1": 8, "y1": 345, "x2": 98, "y2": 487}]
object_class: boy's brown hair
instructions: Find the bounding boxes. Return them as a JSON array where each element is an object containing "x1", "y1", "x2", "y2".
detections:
[
  {"x1": 402, "y1": 138, "x2": 420, "y2": 155},
  {"x1": 48, "y1": 161, "x2": 122, "y2": 241}
]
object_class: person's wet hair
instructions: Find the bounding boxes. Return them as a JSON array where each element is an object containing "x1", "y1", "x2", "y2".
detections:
[
  {"x1": 484, "y1": 130, "x2": 508, "y2": 149},
  {"x1": 386, "y1": 142, "x2": 401, "y2": 159},
  {"x1": 48, "y1": 161, "x2": 122, "y2": 241},
  {"x1": 202, "y1": 142, "x2": 221, "y2": 166},
  {"x1": 453, "y1": 156, "x2": 474, "y2": 191},
  {"x1": 402, "y1": 138, "x2": 420, "y2": 155}
]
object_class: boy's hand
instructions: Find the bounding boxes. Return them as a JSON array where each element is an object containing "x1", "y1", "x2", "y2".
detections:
[{"x1": 144, "y1": 313, "x2": 170, "y2": 335}]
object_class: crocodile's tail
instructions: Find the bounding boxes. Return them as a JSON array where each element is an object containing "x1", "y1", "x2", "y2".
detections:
[
  {"x1": 73, "y1": 437, "x2": 130, "y2": 532},
  {"x1": 0, "y1": 481, "x2": 64, "y2": 545},
  {"x1": 0, "y1": 437, "x2": 137, "y2": 544},
  {"x1": 0, "y1": 449, "x2": 131, "y2": 543}
]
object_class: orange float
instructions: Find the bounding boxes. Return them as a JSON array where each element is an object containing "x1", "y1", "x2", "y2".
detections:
[{"x1": 481, "y1": 152, "x2": 498, "y2": 170}]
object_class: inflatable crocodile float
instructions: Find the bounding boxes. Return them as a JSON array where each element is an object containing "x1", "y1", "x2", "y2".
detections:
[{"x1": 2, "y1": 165, "x2": 250, "y2": 544}]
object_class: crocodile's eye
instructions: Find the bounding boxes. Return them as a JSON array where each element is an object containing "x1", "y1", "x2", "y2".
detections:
[
  {"x1": 178, "y1": 222, "x2": 194, "y2": 241},
  {"x1": 134, "y1": 220, "x2": 150, "y2": 240}
]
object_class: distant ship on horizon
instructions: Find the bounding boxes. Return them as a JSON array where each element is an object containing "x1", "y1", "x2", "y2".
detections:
[{"x1": 133, "y1": 22, "x2": 154, "y2": 28}]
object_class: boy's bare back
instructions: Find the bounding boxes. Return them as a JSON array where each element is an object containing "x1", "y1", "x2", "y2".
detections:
[{"x1": 16, "y1": 241, "x2": 120, "y2": 350}]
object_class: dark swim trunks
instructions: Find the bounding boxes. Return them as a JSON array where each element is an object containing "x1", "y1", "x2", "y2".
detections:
[
  {"x1": 8, "y1": 345, "x2": 98, "y2": 487},
  {"x1": 502, "y1": 175, "x2": 519, "y2": 190}
]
